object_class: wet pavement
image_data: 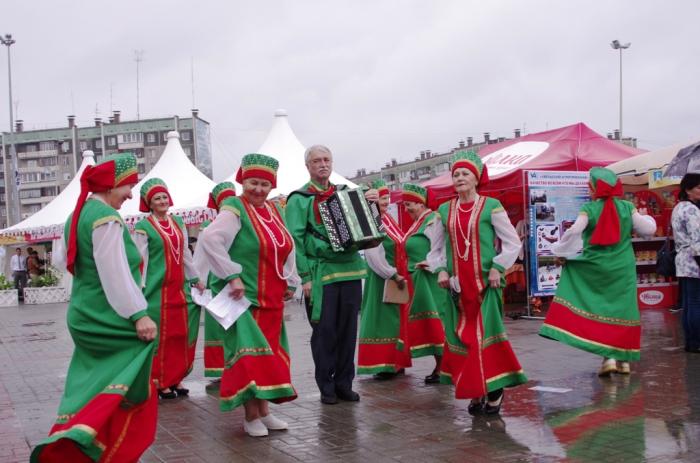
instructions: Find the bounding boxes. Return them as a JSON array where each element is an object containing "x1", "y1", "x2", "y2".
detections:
[{"x1": 1, "y1": 301, "x2": 699, "y2": 462}]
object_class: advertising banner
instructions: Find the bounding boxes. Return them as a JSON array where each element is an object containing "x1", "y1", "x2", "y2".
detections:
[{"x1": 526, "y1": 171, "x2": 591, "y2": 296}]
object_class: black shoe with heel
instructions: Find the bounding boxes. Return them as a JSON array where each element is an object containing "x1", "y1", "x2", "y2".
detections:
[
  {"x1": 424, "y1": 369, "x2": 440, "y2": 384},
  {"x1": 171, "y1": 384, "x2": 189, "y2": 397},
  {"x1": 484, "y1": 389, "x2": 504, "y2": 415},
  {"x1": 468, "y1": 397, "x2": 485, "y2": 415},
  {"x1": 158, "y1": 389, "x2": 177, "y2": 400}
]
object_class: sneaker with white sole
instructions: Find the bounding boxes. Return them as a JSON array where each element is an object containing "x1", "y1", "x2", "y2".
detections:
[
  {"x1": 617, "y1": 361, "x2": 631, "y2": 375},
  {"x1": 243, "y1": 418, "x2": 268, "y2": 437},
  {"x1": 598, "y1": 358, "x2": 617, "y2": 377},
  {"x1": 260, "y1": 413, "x2": 288, "y2": 431}
]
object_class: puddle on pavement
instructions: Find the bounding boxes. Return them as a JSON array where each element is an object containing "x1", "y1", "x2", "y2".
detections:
[{"x1": 21, "y1": 321, "x2": 55, "y2": 327}]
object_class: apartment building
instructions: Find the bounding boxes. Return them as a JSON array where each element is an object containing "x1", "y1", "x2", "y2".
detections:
[
  {"x1": 1, "y1": 110, "x2": 212, "y2": 228},
  {"x1": 349, "y1": 131, "x2": 517, "y2": 189}
]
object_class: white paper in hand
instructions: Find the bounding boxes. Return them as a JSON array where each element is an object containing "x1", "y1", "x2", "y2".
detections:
[
  {"x1": 205, "y1": 290, "x2": 251, "y2": 330},
  {"x1": 191, "y1": 288, "x2": 212, "y2": 306}
]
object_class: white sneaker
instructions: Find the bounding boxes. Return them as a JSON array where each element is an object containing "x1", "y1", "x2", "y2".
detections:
[
  {"x1": 598, "y1": 358, "x2": 617, "y2": 377},
  {"x1": 617, "y1": 361, "x2": 631, "y2": 375},
  {"x1": 260, "y1": 413, "x2": 288, "y2": 431},
  {"x1": 243, "y1": 418, "x2": 268, "y2": 437}
]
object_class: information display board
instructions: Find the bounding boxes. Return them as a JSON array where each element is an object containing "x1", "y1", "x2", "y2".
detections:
[{"x1": 526, "y1": 171, "x2": 591, "y2": 296}]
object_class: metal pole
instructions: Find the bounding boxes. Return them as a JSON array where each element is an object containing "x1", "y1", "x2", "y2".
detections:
[
  {"x1": 619, "y1": 47, "x2": 623, "y2": 140},
  {"x1": 135, "y1": 50, "x2": 143, "y2": 120},
  {"x1": 2, "y1": 34, "x2": 19, "y2": 225}
]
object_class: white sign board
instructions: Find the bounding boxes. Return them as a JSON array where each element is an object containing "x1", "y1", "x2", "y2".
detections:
[{"x1": 481, "y1": 141, "x2": 550, "y2": 177}]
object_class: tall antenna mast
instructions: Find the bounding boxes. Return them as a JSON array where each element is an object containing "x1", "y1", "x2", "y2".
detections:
[
  {"x1": 109, "y1": 82, "x2": 113, "y2": 113},
  {"x1": 191, "y1": 56, "x2": 196, "y2": 109},
  {"x1": 134, "y1": 49, "x2": 144, "y2": 120}
]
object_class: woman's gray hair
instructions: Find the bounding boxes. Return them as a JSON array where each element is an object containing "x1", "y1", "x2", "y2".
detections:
[{"x1": 305, "y1": 144, "x2": 333, "y2": 163}]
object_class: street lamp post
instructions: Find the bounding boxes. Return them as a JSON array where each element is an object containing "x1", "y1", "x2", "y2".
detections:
[
  {"x1": 1, "y1": 33, "x2": 19, "y2": 226},
  {"x1": 610, "y1": 39, "x2": 631, "y2": 141},
  {"x1": 134, "y1": 50, "x2": 144, "y2": 120}
]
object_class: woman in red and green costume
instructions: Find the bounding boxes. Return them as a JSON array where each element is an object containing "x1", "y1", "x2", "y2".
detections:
[
  {"x1": 201, "y1": 181, "x2": 237, "y2": 378},
  {"x1": 196, "y1": 153, "x2": 299, "y2": 437},
  {"x1": 31, "y1": 153, "x2": 159, "y2": 463},
  {"x1": 540, "y1": 167, "x2": 656, "y2": 376},
  {"x1": 133, "y1": 178, "x2": 205, "y2": 399},
  {"x1": 402, "y1": 183, "x2": 450, "y2": 384},
  {"x1": 358, "y1": 179, "x2": 412, "y2": 379},
  {"x1": 436, "y1": 150, "x2": 526, "y2": 415}
]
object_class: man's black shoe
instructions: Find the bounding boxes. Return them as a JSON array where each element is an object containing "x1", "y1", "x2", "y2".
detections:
[
  {"x1": 321, "y1": 394, "x2": 338, "y2": 405},
  {"x1": 336, "y1": 389, "x2": 360, "y2": 402}
]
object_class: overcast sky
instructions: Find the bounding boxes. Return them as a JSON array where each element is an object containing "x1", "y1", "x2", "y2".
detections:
[{"x1": 3, "y1": 1, "x2": 699, "y2": 180}]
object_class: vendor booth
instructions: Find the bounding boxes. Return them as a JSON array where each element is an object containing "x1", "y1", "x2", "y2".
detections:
[
  {"x1": 422, "y1": 122, "x2": 643, "y2": 217},
  {"x1": 417, "y1": 123, "x2": 644, "y2": 314},
  {"x1": 606, "y1": 139, "x2": 700, "y2": 310}
]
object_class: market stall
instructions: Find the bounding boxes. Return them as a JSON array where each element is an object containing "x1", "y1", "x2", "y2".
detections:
[
  {"x1": 419, "y1": 123, "x2": 644, "y2": 312},
  {"x1": 606, "y1": 139, "x2": 700, "y2": 310}
]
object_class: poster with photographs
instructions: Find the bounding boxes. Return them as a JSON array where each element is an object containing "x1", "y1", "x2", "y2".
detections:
[{"x1": 526, "y1": 171, "x2": 590, "y2": 296}]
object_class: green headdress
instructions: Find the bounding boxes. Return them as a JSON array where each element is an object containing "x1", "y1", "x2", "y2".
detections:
[
  {"x1": 208, "y1": 181, "x2": 237, "y2": 211},
  {"x1": 139, "y1": 178, "x2": 170, "y2": 212},
  {"x1": 235, "y1": 153, "x2": 280, "y2": 187},
  {"x1": 371, "y1": 179, "x2": 390, "y2": 196},
  {"x1": 402, "y1": 183, "x2": 427, "y2": 204},
  {"x1": 451, "y1": 150, "x2": 488, "y2": 186}
]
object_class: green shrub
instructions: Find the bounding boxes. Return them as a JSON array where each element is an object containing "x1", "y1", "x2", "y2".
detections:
[
  {"x1": 0, "y1": 274, "x2": 13, "y2": 290},
  {"x1": 28, "y1": 267, "x2": 61, "y2": 288}
]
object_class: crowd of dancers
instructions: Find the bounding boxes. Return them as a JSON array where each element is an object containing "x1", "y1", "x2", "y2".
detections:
[{"x1": 31, "y1": 144, "x2": 672, "y2": 462}]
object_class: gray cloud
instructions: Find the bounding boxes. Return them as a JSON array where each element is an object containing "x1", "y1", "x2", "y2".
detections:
[{"x1": 3, "y1": 1, "x2": 699, "y2": 181}]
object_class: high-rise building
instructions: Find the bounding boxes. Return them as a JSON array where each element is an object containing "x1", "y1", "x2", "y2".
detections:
[
  {"x1": 348, "y1": 131, "x2": 511, "y2": 189},
  {"x1": 1, "y1": 110, "x2": 212, "y2": 228}
]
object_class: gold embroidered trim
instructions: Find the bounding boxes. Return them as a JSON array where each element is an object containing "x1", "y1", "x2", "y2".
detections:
[
  {"x1": 486, "y1": 369, "x2": 525, "y2": 384},
  {"x1": 321, "y1": 269, "x2": 367, "y2": 281},
  {"x1": 220, "y1": 204, "x2": 241, "y2": 216},
  {"x1": 482, "y1": 333, "x2": 508, "y2": 348},
  {"x1": 104, "y1": 384, "x2": 129, "y2": 393},
  {"x1": 226, "y1": 346, "x2": 273, "y2": 366},
  {"x1": 358, "y1": 362, "x2": 400, "y2": 369},
  {"x1": 553, "y1": 296, "x2": 641, "y2": 326},
  {"x1": 220, "y1": 380, "x2": 294, "y2": 402},
  {"x1": 359, "y1": 336, "x2": 399, "y2": 344},
  {"x1": 542, "y1": 323, "x2": 640, "y2": 353},
  {"x1": 92, "y1": 215, "x2": 122, "y2": 229},
  {"x1": 49, "y1": 423, "x2": 98, "y2": 438},
  {"x1": 446, "y1": 342, "x2": 468, "y2": 355},
  {"x1": 409, "y1": 342, "x2": 442, "y2": 351},
  {"x1": 408, "y1": 310, "x2": 440, "y2": 321}
]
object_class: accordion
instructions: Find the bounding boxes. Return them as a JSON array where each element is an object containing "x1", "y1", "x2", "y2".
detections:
[{"x1": 318, "y1": 188, "x2": 384, "y2": 252}]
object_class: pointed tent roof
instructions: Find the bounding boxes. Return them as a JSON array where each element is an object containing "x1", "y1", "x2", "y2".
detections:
[
  {"x1": 226, "y1": 109, "x2": 357, "y2": 196},
  {"x1": 120, "y1": 131, "x2": 216, "y2": 217},
  {"x1": 1, "y1": 150, "x2": 96, "y2": 241}
]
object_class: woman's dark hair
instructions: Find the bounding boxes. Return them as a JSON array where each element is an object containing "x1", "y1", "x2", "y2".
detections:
[{"x1": 679, "y1": 173, "x2": 700, "y2": 201}]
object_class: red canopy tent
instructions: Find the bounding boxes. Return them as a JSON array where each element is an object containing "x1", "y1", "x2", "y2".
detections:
[{"x1": 421, "y1": 122, "x2": 644, "y2": 221}]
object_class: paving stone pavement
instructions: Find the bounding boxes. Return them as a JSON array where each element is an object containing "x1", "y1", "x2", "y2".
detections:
[{"x1": 1, "y1": 301, "x2": 699, "y2": 462}]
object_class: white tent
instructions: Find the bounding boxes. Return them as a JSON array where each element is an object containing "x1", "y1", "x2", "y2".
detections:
[
  {"x1": 120, "y1": 131, "x2": 217, "y2": 226},
  {"x1": 607, "y1": 138, "x2": 700, "y2": 186},
  {"x1": 226, "y1": 109, "x2": 357, "y2": 196},
  {"x1": 1, "y1": 150, "x2": 96, "y2": 241}
]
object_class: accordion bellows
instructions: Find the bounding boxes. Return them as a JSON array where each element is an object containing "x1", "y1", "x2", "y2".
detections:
[{"x1": 318, "y1": 188, "x2": 384, "y2": 252}]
